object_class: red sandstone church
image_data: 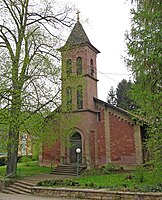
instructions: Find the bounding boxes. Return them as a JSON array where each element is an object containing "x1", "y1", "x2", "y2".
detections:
[{"x1": 40, "y1": 17, "x2": 146, "y2": 169}]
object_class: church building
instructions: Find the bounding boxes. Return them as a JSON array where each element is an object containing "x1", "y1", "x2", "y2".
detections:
[{"x1": 40, "y1": 16, "x2": 145, "y2": 169}]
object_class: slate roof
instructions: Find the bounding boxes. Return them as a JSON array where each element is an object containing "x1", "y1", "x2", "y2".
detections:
[
  {"x1": 66, "y1": 21, "x2": 90, "y2": 46},
  {"x1": 60, "y1": 20, "x2": 100, "y2": 53}
]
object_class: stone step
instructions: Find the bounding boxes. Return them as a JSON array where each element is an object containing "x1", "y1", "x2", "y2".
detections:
[
  {"x1": 51, "y1": 164, "x2": 86, "y2": 176},
  {"x1": 3, "y1": 180, "x2": 34, "y2": 195},
  {"x1": 50, "y1": 171, "x2": 77, "y2": 176},
  {"x1": 15, "y1": 180, "x2": 35, "y2": 188},
  {"x1": 3, "y1": 186, "x2": 28, "y2": 195},
  {"x1": 9, "y1": 184, "x2": 31, "y2": 193},
  {"x1": 3, "y1": 189, "x2": 16, "y2": 194}
]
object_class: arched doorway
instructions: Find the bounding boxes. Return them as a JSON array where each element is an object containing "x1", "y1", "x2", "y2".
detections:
[{"x1": 70, "y1": 132, "x2": 82, "y2": 163}]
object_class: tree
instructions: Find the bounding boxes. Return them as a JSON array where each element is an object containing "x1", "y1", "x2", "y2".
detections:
[
  {"x1": 107, "y1": 86, "x2": 116, "y2": 106},
  {"x1": 116, "y1": 79, "x2": 137, "y2": 111},
  {"x1": 125, "y1": 0, "x2": 162, "y2": 166},
  {"x1": 0, "y1": 0, "x2": 75, "y2": 176},
  {"x1": 107, "y1": 80, "x2": 137, "y2": 111}
]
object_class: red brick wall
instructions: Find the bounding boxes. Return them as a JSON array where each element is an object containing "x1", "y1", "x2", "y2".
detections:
[
  {"x1": 61, "y1": 46, "x2": 98, "y2": 110},
  {"x1": 97, "y1": 108, "x2": 106, "y2": 165},
  {"x1": 109, "y1": 113, "x2": 136, "y2": 164},
  {"x1": 90, "y1": 130, "x2": 95, "y2": 165},
  {"x1": 42, "y1": 141, "x2": 60, "y2": 163}
]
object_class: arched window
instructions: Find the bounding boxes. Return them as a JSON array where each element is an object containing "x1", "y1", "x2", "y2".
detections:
[
  {"x1": 90, "y1": 59, "x2": 94, "y2": 76},
  {"x1": 66, "y1": 86, "x2": 72, "y2": 111},
  {"x1": 77, "y1": 85, "x2": 83, "y2": 109},
  {"x1": 71, "y1": 132, "x2": 82, "y2": 141},
  {"x1": 66, "y1": 59, "x2": 72, "y2": 76},
  {"x1": 76, "y1": 57, "x2": 82, "y2": 75}
]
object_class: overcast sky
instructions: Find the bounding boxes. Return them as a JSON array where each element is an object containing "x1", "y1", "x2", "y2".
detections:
[{"x1": 68, "y1": 0, "x2": 132, "y2": 101}]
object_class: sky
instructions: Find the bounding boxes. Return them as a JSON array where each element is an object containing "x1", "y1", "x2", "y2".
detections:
[{"x1": 68, "y1": 0, "x2": 132, "y2": 101}]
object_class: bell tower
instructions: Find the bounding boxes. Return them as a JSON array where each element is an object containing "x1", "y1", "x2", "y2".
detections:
[{"x1": 60, "y1": 14, "x2": 100, "y2": 111}]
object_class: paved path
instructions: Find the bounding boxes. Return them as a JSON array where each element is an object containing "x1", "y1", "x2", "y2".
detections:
[
  {"x1": 0, "y1": 193, "x2": 87, "y2": 200},
  {"x1": 19, "y1": 173, "x2": 74, "y2": 185},
  {"x1": 1, "y1": 174, "x2": 88, "y2": 199},
  {"x1": 1, "y1": 173, "x2": 88, "y2": 199}
]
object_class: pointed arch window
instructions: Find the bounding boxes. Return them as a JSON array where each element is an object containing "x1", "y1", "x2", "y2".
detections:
[
  {"x1": 77, "y1": 85, "x2": 83, "y2": 109},
  {"x1": 66, "y1": 59, "x2": 72, "y2": 76},
  {"x1": 66, "y1": 86, "x2": 72, "y2": 111},
  {"x1": 90, "y1": 59, "x2": 94, "y2": 76},
  {"x1": 76, "y1": 57, "x2": 82, "y2": 75}
]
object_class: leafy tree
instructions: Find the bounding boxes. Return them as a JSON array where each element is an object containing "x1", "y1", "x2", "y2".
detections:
[
  {"x1": 107, "y1": 86, "x2": 116, "y2": 106},
  {"x1": 0, "y1": 0, "x2": 75, "y2": 176},
  {"x1": 125, "y1": 0, "x2": 162, "y2": 166}
]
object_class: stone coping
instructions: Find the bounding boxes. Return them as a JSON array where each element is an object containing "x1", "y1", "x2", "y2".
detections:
[
  {"x1": 32, "y1": 186, "x2": 162, "y2": 195},
  {"x1": 31, "y1": 186, "x2": 162, "y2": 200}
]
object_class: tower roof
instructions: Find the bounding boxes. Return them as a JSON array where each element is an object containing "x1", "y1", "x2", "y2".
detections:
[
  {"x1": 66, "y1": 21, "x2": 90, "y2": 46},
  {"x1": 60, "y1": 20, "x2": 100, "y2": 53}
]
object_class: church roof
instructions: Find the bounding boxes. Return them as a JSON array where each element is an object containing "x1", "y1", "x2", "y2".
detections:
[
  {"x1": 94, "y1": 97, "x2": 131, "y2": 116},
  {"x1": 94, "y1": 97, "x2": 146, "y2": 122},
  {"x1": 60, "y1": 20, "x2": 100, "y2": 53}
]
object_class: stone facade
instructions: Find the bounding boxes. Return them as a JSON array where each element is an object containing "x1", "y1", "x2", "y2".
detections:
[{"x1": 40, "y1": 18, "x2": 144, "y2": 168}]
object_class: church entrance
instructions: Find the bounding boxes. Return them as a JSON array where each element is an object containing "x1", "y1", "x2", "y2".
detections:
[{"x1": 70, "y1": 132, "x2": 82, "y2": 164}]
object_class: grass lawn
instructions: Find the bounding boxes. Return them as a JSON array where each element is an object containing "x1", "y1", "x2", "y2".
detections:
[
  {"x1": 1, "y1": 162, "x2": 162, "y2": 192},
  {"x1": 37, "y1": 169, "x2": 162, "y2": 192},
  {"x1": 0, "y1": 161, "x2": 51, "y2": 178},
  {"x1": 75, "y1": 170, "x2": 162, "y2": 192}
]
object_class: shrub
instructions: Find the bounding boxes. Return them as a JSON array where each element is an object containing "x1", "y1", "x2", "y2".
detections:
[
  {"x1": 19, "y1": 156, "x2": 32, "y2": 166},
  {"x1": 138, "y1": 184, "x2": 162, "y2": 192},
  {"x1": 36, "y1": 179, "x2": 80, "y2": 187},
  {"x1": 102, "y1": 163, "x2": 120, "y2": 174},
  {"x1": 81, "y1": 168, "x2": 104, "y2": 176},
  {"x1": 134, "y1": 166, "x2": 145, "y2": 183}
]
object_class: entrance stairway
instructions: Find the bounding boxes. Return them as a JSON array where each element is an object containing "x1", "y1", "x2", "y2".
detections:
[
  {"x1": 3, "y1": 180, "x2": 35, "y2": 195},
  {"x1": 50, "y1": 164, "x2": 86, "y2": 176}
]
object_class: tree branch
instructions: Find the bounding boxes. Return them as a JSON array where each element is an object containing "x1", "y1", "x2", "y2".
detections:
[{"x1": 3, "y1": 0, "x2": 20, "y2": 29}]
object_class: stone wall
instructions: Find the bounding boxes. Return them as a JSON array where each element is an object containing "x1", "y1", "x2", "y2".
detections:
[
  {"x1": 0, "y1": 179, "x2": 4, "y2": 191},
  {"x1": 0, "y1": 178, "x2": 14, "y2": 192},
  {"x1": 31, "y1": 187, "x2": 162, "y2": 200}
]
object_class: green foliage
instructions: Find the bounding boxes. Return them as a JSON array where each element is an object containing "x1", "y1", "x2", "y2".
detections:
[
  {"x1": 107, "y1": 86, "x2": 116, "y2": 106},
  {"x1": 102, "y1": 163, "x2": 121, "y2": 174},
  {"x1": 81, "y1": 168, "x2": 104, "y2": 176},
  {"x1": 107, "y1": 79, "x2": 137, "y2": 111},
  {"x1": 82, "y1": 163, "x2": 121, "y2": 176},
  {"x1": 37, "y1": 179, "x2": 80, "y2": 187},
  {"x1": 19, "y1": 156, "x2": 32, "y2": 166},
  {"x1": 134, "y1": 166, "x2": 145, "y2": 183},
  {"x1": 125, "y1": 0, "x2": 162, "y2": 167},
  {"x1": 0, "y1": 161, "x2": 50, "y2": 177},
  {"x1": 139, "y1": 184, "x2": 162, "y2": 193},
  {"x1": 79, "y1": 170, "x2": 162, "y2": 191},
  {"x1": 0, "y1": 0, "x2": 76, "y2": 175},
  {"x1": 36, "y1": 169, "x2": 162, "y2": 192},
  {"x1": 1, "y1": 162, "x2": 162, "y2": 192},
  {"x1": 116, "y1": 79, "x2": 137, "y2": 111}
]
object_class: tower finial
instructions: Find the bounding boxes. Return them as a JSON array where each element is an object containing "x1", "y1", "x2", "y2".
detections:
[{"x1": 76, "y1": 10, "x2": 80, "y2": 21}]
